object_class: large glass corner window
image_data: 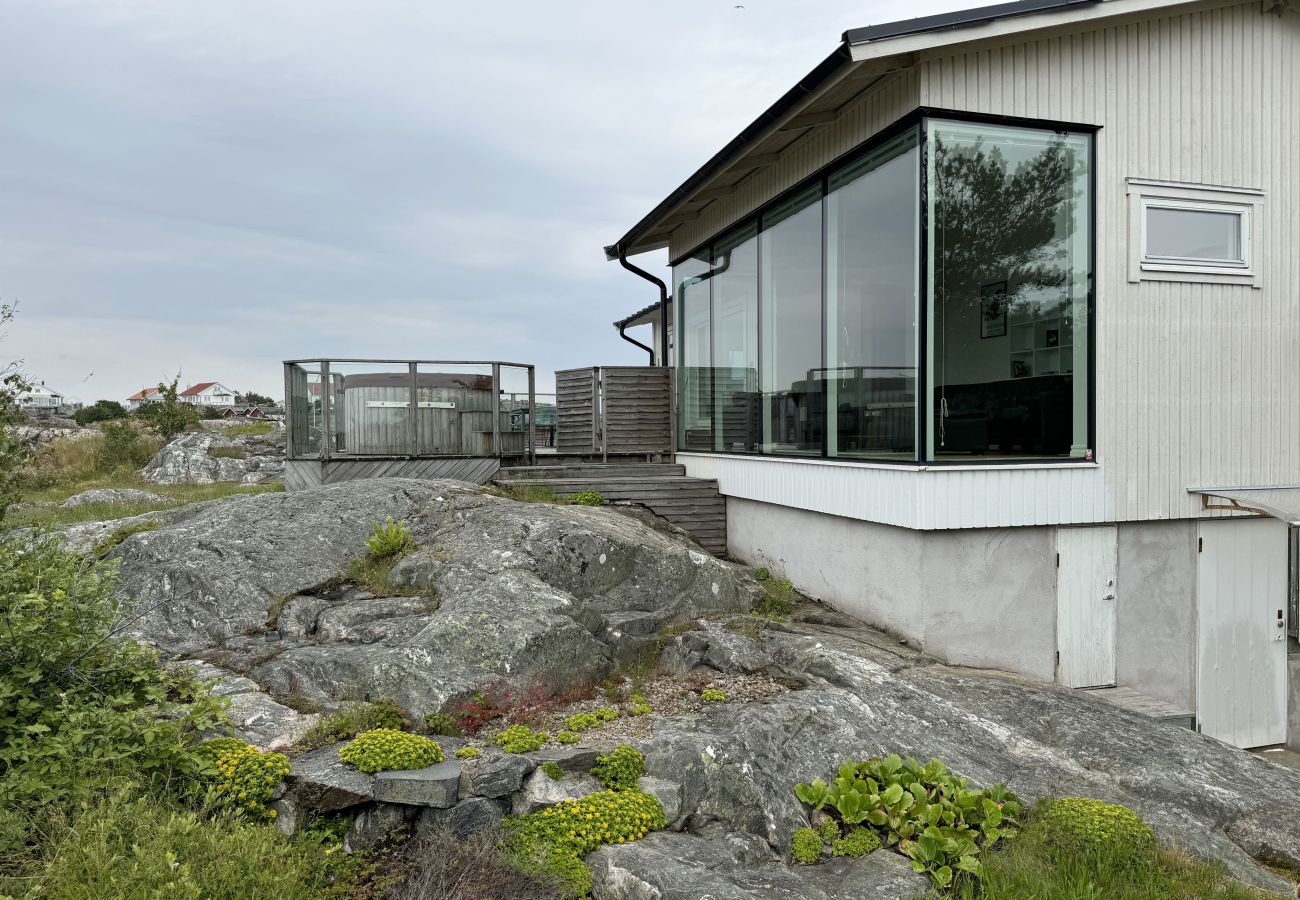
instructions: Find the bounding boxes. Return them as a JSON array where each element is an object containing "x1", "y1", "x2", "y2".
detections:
[
  {"x1": 926, "y1": 119, "x2": 1092, "y2": 460},
  {"x1": 673, "y1": 112, "x2": 1093, "y2": 466}
]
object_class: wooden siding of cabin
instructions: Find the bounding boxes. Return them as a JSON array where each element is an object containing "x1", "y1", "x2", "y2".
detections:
[{"x1": 665, "y1": 1, "x2": 1299, "y2": 527}]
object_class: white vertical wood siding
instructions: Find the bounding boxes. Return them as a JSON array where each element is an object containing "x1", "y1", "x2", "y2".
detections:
[
  {"x1": 679, "y1": 452, "x2": 1108, "y2": 530},
  {"x1": 669, "y1": 70, "x2": 919, "y2": 257},
  {"x1": 918, "y1": 3, "x2": 1300, "y2": 523}
]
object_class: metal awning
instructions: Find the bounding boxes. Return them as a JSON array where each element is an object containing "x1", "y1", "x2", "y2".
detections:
[{"x1": 1190, "y1": 486, "x2": 1300, "y2": 525}]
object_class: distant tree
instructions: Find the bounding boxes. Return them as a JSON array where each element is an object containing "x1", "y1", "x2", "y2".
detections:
[
  {"x1": 73, "y1": 399, "x2": 129, "y2": 426},
  {"x1": 239, "y1": 391, "x2": 274, "y2": 407},
  {"x1": 0, "y1": 304, "x2": 31, "y2": 523},
  {"x1": 135, "y1": 374, "x2": 199, "y2": 441}
]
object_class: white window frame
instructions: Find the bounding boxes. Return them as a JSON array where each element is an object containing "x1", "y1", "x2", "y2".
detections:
[{"x1": 1126, "y1": 179, "x2": 1263, "y2": 287}]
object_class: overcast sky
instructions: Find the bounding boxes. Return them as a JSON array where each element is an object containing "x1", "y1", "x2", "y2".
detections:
[{"x1": 3, "y1": 0, "x2": 969, "y2": 402}]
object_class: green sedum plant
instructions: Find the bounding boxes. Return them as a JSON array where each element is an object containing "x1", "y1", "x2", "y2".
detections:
[
  {"x1": 818, "y1": 818, "x2": 841, "y2": 843},
  {"x1": 832, "y1": 827, "x2": 882, "y2": 858},
  {"x1": 365, "y1": 517, "x2": 414, "y2": 558},
  {"x1": 198, "y1": 738, "x2": 290, "y2": 821},
  {"x1": 505, "y1": 790, "x2": 666, "y2": 897},
  {"x1": 627, "y1": 694, "x2": 653, "y2": 716},
  {"x1": 564, "y1": 712, "x2": 600, "y2": 733},
  {"x1": 793, "y1": 754, "x2": 1022, "y2": 888},
  {"x1": 791, "y1": 827, "x2": 823, "y2": 864},
  {"x1": 296, "y1": 698, "x2": 408, "y2": 750},
  {"x1": 590, "y1": 745, "x2": 645, "y2": 792},
  {"x1": 556, "y1": 730, "x2": 580, "y2": 745},
  {"x1": 495, "y1": 724, "x2": 549, "y2": 753},
  {"x1": 338, "y1": 728, "x2": 443, "y2": 773},
  {"x1": 1038, "y1": 797, "x2": 1155, "y2": 863},
  {"x1": 700, "y1": 688, "x2": 727, "y2": 702},
  {"x1": 568, "y1": 490, "x2": 604, "y2": 507},
  {"x1": 595, "y1": 706, "x2": 619, "y2": 722},
  {"x1": 454, "y1": 746, "x2": 480, "y2": 760},
  {"x1": 541, "y1": 762, "x2": 564, "y2": 781}
]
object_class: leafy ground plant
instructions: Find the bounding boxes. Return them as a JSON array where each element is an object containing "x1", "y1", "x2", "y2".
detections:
[
  {"x1": 92, "y1": 519, "x2": 161, "y2": 557},
  {"x1": 495, "y1": 725, "x2": 550, "y2": 753},
  {"x1": 197, "y1": 739, "x2": 290, "y2": 821},
  {"x1": 793, "y1": 755, "x2": 1021, "y2": 889},
  {"x1": 338, "y1": 729, "x2": 443, "y2": 773},
  {"x1": 590, "y1": 745, "x2": 645, "y2": 791},
  {"x1": 366, "y1": 517, "x2": 414, "y2": 558},
  {"x1": 754, "y1": 567, "x2": 797, "y2": 620},
  {"x1": 567, "y1": 490, "x2": 604, "y2": 507}
]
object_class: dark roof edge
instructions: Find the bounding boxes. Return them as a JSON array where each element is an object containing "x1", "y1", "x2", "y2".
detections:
[
  {"x1": 604, "y1": 42, "x2": 854, "y2": 261},
  {"x1": 613, "y1": 300, "x2": 663, "y2": 329},
  {"x1": 843, "y1": 0, "x2": 1101, "y2": 45}
]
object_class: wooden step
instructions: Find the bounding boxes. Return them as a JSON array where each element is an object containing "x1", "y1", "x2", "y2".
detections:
[{"x1": 493, "y1": 469, "x2": 728, "y2": 558}]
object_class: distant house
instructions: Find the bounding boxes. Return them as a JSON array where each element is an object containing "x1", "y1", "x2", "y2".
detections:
[
  {"x1": 124, "y1": 386, "x2": 161, "y2": 411},
  {"x1": 179, "y1": 381, "x2": 236, "y2": 407},
  {"x1": 18, "y1": 382, "x2": 68, "y2": 416},
  {"x1": 220, "y1": 405, "x2": 285, "y2": 421}
]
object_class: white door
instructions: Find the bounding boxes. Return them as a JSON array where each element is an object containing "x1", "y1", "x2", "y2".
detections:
[
  {"x1": 1056, "y1": 525, "x2": 1118, "y2": 688},
  {"x1": 1197, "y1": 517, "x2": 1289, "y2": 748}
]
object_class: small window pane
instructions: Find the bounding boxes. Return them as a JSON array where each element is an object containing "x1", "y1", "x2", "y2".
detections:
[
  {"x1": 1146, "y1": 206, "x2": 1242, "y2": 262},
  {"x1": 675, "y1": 254, "x2": 712, "y2": 451},
  {"x1": 711, "y1": 224, "x2": 759, "y2": 452}
]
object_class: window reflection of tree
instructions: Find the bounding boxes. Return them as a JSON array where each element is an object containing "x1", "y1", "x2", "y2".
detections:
[{"x1": 932, "y1": 135, "x2": 1079, "y2": 320}]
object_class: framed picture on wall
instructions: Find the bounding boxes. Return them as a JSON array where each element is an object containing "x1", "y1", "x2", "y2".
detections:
[{"x1": 980, "y1": 281, "x2": 1009, "y2": 338}]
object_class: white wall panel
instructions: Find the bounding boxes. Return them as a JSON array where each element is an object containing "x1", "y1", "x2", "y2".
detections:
[{"x1": 680, "y1": 453, "x2": 1109, "y2": 530}]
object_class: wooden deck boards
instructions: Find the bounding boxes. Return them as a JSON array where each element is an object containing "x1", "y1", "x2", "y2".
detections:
[{"x1": 1082, "y1": 685, "x2": 1195, "y2": 729}]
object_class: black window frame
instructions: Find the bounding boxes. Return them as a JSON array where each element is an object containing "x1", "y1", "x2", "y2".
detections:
[{"x1": 671, "y1": 106, "x2": 1099, "y2": 467}]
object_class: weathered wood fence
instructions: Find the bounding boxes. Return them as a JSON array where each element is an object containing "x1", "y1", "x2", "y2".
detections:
[{"x1": 555, "y1": 366, "x2": 672, "y2": 457}]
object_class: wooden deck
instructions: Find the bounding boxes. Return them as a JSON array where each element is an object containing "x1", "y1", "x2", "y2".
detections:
[
  {"x1": 495, "y1": 463, "x2": 728, "y2": 557},
  {"x1": 1082, "y1": 685, "x2": 1196, "y2": 730},
  {"x1": 283, "y1": 457, "x2": 502, "y2": 491}
]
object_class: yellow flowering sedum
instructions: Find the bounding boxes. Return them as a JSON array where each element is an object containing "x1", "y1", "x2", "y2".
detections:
[
  {"x1": 198, "y1": 738, "x2": 289, "y2": 821},
  {"x1": 1040, "y1": 797, "x2": 1156, "y2": 861},
  {"x1": 506, "y1": 790, "x2": 667, "y2": 897},
  {"x1": 338, "y1": 728, "x2": 443, "y2": 773}
]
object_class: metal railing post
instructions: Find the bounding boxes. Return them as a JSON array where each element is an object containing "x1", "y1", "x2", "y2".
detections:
[
  {"x1": 528, "y1": 366, "x2": 537, "y2": 465},
  {"x1": 491, "y1": 364, "x2": 502, "y2": 458},
  {"x1": 320, "y1": 360, "x2": 332, "y2": 461},
  {"x1": 407, "y1": 362, "x2": 419, "y2": 456}
]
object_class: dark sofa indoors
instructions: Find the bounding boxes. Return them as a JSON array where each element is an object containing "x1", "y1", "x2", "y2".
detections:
[{"x1": 933, "y1": 374, "x2": 1072, "y2": 455}]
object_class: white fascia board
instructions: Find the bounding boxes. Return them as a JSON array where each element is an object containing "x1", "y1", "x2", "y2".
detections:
[{"x1": 848, "y1": 0, "x2": 1211, "y2": 62}]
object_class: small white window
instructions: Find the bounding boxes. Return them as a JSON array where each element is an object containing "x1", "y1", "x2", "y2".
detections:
[{"x1": 1127, "y1": 179, "x2": 1263, "y2": 286}]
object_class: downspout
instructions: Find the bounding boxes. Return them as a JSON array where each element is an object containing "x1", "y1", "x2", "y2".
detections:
[
  {"x1": 616, "y1": 248, "x2": 671, "y2": 367},
  {"x1": 617, "y1": 319, "x2": 655, "y2": 364}
]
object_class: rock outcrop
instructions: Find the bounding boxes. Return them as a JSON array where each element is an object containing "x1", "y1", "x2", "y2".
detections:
[
  {"x1": 142, "y1": 429, "x2": 284, "y2": 485},
  {"x1": 60, "y1": 487, "x2": 169, "y2": 508},
  {"x1": 108, "y1": 478, "x2": 761, "y2": 715}
]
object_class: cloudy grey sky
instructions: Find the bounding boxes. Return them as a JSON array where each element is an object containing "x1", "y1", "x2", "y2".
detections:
[{"x1": 3, "y1": 0, "x2": 968, "y2": 402}]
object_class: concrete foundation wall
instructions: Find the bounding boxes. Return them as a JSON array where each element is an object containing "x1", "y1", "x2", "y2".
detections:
[
  {"x1": 1290, "y1": 656, "x2": 1300, "y2": 753},
  {"x1": 1115, "y1": 520, "x2": 1198, "y2": 711},
  {"x1": 726, "y1": 497, "x2": 1056, "y2": 680}
]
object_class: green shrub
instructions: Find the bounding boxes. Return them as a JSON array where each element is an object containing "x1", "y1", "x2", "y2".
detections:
[
  {"x1": 505, "y1": 790, "x2": 666, "y2": 898},
  {"x1": 92, "y1": 519, "x2": 161, "y2": 557},
  {"x1": 197, "y1": 739, "x2": 290, "y2": 821},
  {"x1": 1039, "y1": 798, "x2": 1155, "y2": 863},
  {"x1": 454, "y1": 746, "x2": 480, "y2": 760},
  {"x1": 541, "y1": 762, "x2": 564, "y2": 781},
  {"x1": 296, "y1": 698, "x2": 409, "y2": 750},
  {"x1": 365, "y1": 517, "x2": 414, "y2": 558},
  {"x1": 791, "y1": 827, "x2": 823, "y2": 864},
  {"x1": 700, "y1": 688, "x2": 727, "y2": 702},
  {"x1": 595, "y1": 706, "x2": 619, "y2": 722},
  {"x1": 424, "y1": 711, "x2": 465, "y2": 737},
  {"x1": 338, "y1": 729, "x2": 443, "y2": 773},
  {"x1": 0, "y1": 536, "x2": 226, "y2": 853},
  {"x1": 832, "y1": 827, "x2": 881, "y2": 858},
  {"x1": 0, "y1": 783, "x2": 343, "y2": 899},
  {"x1": 590, "y1": 745, "x2": 645, "y2": 792},
  {"x1": 793, "y1": 755, "x2": 1021, "y2": 888},
  {"x1": 556, "y1": 731, "x2": 579, "y2": 745},
  {"x1": 564, "y1": 712, "x2": 600, "y2": 733},
  {"x1": 495, "y1": 724, "x2": 550, "y2": 753},
  {"x1": 96, "y1": 421, "x2": 155, "y2": 471},
  {"x1": 73, "y1": 399, "x2": 129, "y2": 426},
  {"x1": 135, "y1": 375, "x2": 200, "y2": 440},
  {"x1": 567, "y1": 490, "x2": 604, "y2": 507}
]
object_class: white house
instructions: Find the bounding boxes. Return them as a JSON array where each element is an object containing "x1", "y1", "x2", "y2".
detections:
[
  {"x1": 17, "y1": 382, "x2": 68, "y2": 416},
  {"x1": 124, "y1": 386, "x2": 161, "y2": 411},
  {"x1": 179, "y1": 381, "x2": 236, "y2": 407},
  {"x1": 606, "y1": 0, "x2": 1300, "y2": 750}
]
